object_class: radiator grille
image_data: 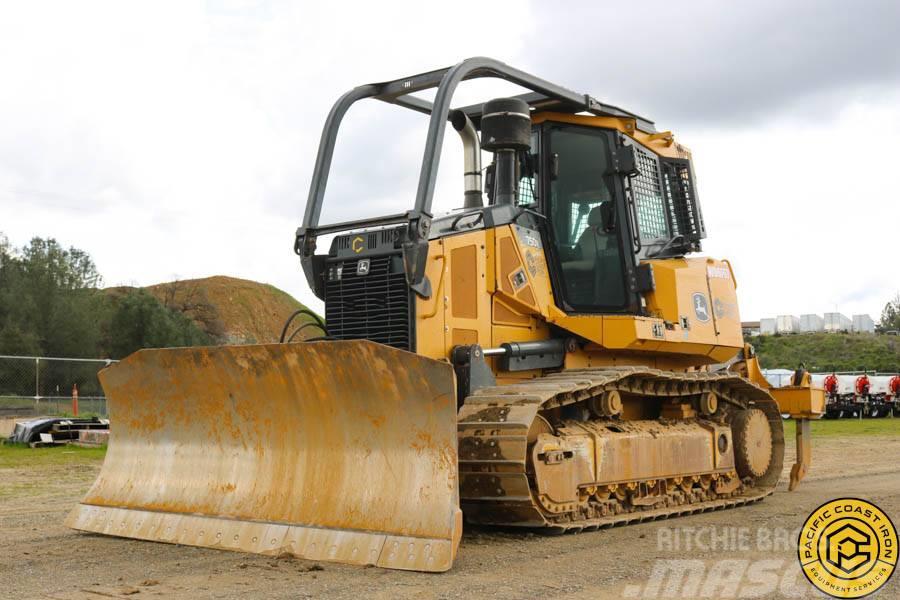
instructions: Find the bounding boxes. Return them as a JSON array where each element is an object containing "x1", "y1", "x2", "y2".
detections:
[
  {"x1": 662, "y1": 159, "x2": 705, "y2": 241},
  {"x1": 324, "y1": 254, "x2": 413, "y2": 350}
]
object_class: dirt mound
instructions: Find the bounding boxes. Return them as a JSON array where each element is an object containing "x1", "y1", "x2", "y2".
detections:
[{"x1": 143, "y1": 276, "x2": 315, "y2": 344}]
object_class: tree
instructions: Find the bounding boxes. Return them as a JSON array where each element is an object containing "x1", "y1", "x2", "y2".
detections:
[
  {"x1": 879, "y1": 294, "x2": 900, "y2": 332},
  {"x1": 104, "y1": 289, "x2": 211, "y2": 359},
  {"x1": 0, "y1": 235, "x2": 215, "y2": 361},
  {"x1": 0, "y1": 237, "x2": 104, "y2": 357}
]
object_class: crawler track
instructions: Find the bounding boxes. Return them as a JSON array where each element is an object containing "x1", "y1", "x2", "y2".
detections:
[{"x1": 457, "y1": 367, "x2": 785, "y2": 531}]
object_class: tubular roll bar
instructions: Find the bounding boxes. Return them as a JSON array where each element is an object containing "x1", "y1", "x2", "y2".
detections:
[{"x1": 295, "y1": 56, "x2": 654, "y2": 293}]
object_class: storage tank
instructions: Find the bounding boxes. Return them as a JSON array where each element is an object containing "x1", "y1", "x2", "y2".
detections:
[
  {"x1": 890, "y1": 375, "x2": 900, "y2": 414},
  {"x1": 810, "y1": 373, "x2": 828, "y2": 388},
  {"x1": 835, "y1": 374, "x2": 856, "y2": 397},
  {"x1": 799, "y1": 314, "x2": 824, "y2": 333},
  {"x1": 852, "y1": 314, "x2": 875, "y2": 333},
  {"x1": 822, "y1": 374, "x2": 860, "y2": 418},
  {"x1": 762, "y1": 368, "x2": 794, "y2": 388},
  {"x1": 824, "y1": 312, "x2": 851, "y2": 333},
  {"x1": 866, "y1": 374, "x2": 892, "y2": 416},
  {"x1": 870, "y1": 375, "x2": 892, "y2": 398},
  {"x1": 760, "y1": 318, "x2": 777, "y2": 336},
  {"x1": 775, "y1": 315, "x2": 801, "y2": 334}
]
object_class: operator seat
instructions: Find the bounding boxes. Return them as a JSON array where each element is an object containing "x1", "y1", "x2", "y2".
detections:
[
  {"x1": 585, "y1": 202, "x2": 622, "y2": 302},
  {"x1": 576, "y1": 202, "x2": 615, "y2": 257},
  {"x1": 562, "y1": 202, "x2": 615, "y2": 272},
  {"x1": 561, "y1": 202, "x2": 622, "y2": 306}
]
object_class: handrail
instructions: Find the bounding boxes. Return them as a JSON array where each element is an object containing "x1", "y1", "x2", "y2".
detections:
[{"x1": 300, "y1": 57, "x2": 598, "y2": 235}]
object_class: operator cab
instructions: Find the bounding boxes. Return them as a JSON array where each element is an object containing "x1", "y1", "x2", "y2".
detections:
[{"x1": 472, "y1": 114, "x2": 705, "y2": 315}]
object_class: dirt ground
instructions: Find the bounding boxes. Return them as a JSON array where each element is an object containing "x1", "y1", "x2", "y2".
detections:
[{"x1": 2, "y1": 424, "x2": 899, "y2": 600}]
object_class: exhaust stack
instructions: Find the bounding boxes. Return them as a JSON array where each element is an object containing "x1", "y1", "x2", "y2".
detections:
[{"x1": 450, "y1": 110, "x2": 483, "y2": 209}]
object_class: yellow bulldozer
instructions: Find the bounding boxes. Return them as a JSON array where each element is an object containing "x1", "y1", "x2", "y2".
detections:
[{"x1": 68, "y1": 58, "x2": 825, "y2": 572}]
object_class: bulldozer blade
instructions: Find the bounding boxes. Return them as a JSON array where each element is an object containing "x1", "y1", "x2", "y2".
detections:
[{"x1": 66, "y1": 340, "x2": 461, "y2": 572}]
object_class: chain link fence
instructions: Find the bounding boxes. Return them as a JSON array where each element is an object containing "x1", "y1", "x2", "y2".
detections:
[{"x1": 0, "y1": 355, "x2": 116, "y2": 418}]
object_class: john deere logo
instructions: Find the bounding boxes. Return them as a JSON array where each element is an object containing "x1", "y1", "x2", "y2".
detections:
[
  {"x1": 798, "y1": 497, "x2": 897, "y2": 598},
  {"x1": 351, "y1": 236, "x2": 365, "y2": 254},
  {"x1": 692, "y1": 292, "x2": 710, "y2": 322}
]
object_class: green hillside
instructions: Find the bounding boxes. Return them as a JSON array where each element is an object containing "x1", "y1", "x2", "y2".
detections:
[
  {"x1": 0, "y1": 236, "x2": 318, "y2": 361},
  {"x1": 750, "y1": 332, "x2": 900, "y2": 372}
]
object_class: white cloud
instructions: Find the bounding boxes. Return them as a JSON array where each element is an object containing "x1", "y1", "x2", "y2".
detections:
[
  {"x1": 0, "y1": 0, "x2": 896, "y2": 324},
  {"x1": 525, "y1": 0, "x2": 900, "y2": 127},
  {"x1": 690, "y1": 93, "x2": 900, "y2": 320},
  {"x1": 0, "y1": 0, "x2": 536, "y2": 312}
]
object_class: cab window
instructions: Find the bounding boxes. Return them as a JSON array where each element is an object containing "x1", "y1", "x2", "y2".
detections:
[
  {"x1": 546, "y1": 125, "x2": 627, "y2": 310},
  {"x1": 517, "y1": 130, "x2": 540, "y2": 206}
]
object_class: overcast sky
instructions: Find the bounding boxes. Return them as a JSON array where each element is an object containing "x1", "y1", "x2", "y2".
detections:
[{"x1": 1, "y1": 0, "x2": 898, "y2": 321}]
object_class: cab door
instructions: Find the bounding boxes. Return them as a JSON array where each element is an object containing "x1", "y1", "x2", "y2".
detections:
[{"x1": 539, "y1": 122, "x2": 639, "y2": 314}]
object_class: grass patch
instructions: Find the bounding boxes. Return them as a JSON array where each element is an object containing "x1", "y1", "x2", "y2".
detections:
[
  {"x1": 783, "y1": 416, "x2": 900, "y2": 439},
  {"x1": 0, "y1": 443, "x2": 106, "y2": 469},
  {"x1": 751, "y1": 332, "x2": 900, "y2": 371}
]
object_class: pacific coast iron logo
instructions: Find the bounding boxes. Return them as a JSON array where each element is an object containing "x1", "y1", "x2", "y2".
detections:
[{"x1": 798, "y1": 497, "x2": 897, "y2": 598}]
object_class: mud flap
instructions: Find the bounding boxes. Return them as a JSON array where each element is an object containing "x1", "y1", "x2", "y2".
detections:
[{"x1": 66, "y1": 341, "x2": 461, "y2": 572}]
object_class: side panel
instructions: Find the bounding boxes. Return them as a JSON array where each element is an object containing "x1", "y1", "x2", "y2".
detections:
[
  {"x1": 444, "y1": 232, "x2": 493, "y2": 354},
  {"x1": 418, "y1": 227, "x2": 744, "y2": 368},
  {"x1": 705, "y1": 259, "x2": 744, "y2": 348},
  {"x1": 417, "y1": 225, "x2": 554, "y2": 363},
  {"x1": 640, "y1": 257, "x2": 744, "y2": 362},
  {"x1": 416, "y1": 231, "x2": 493, "y2": 360},
  {"x1": 494, "y1": 225, "x2": 545, "y2": 317},
  {"x1": 493, "y1": 225, "x2": 553, "y2": 381},
  {"x1": 415, "y1": 239, "x2": 448, "y2": 360},
  {"x1": 645, "y1": 258, "x2": 717, "y2": 341}
]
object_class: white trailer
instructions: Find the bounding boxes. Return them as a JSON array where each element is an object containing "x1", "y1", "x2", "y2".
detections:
[
  {"x1": 824, "y1": 312, "x2": 851, "y2": 332},
  {"x1": 775, "y1": 314, "x2": 801, "y2": 334},
  {"x1": 852, "y1": 314, "x2": 875, "y2": 333},
  {"x1": 799, "y1": 314, "x2": 824, "y2": 333},
  {"x1": 760, "y1": 318, "x2": 777, "y2": 335}
]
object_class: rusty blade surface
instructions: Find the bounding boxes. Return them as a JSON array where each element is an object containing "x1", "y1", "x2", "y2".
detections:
[{"x1": 66, "y1": 341, "x2": 461, "y2": 572}]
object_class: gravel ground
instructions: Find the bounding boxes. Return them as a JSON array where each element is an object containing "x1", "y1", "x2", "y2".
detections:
[{"x1": 2, "y1": 428, "x2": 899, "y2": 600}]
